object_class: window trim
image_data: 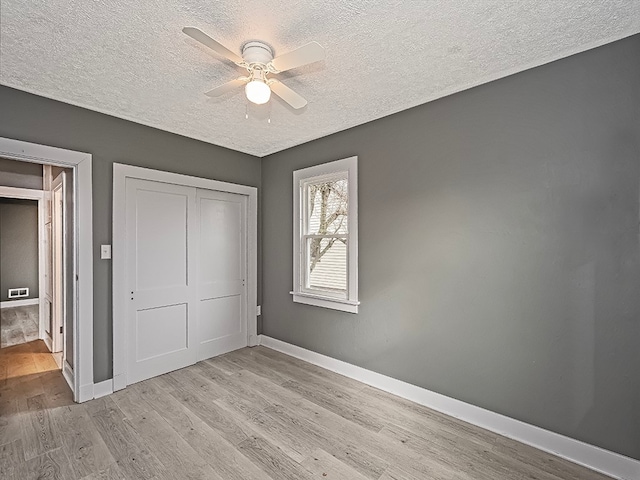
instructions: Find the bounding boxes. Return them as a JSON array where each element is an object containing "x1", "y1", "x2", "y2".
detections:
[{"x1": 291, "y1": 156, "x2": 358, "y2": 313}]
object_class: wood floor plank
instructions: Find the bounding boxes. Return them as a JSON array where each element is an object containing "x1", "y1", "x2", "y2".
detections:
[
  {"x1": 360, "y1": 384, "x2": 502, "y2": 446},
  {"x1": 78, "y1": 462, "x2": 128, "y2": 480},
  {"x1": 281, "y1": 378, "x2": 387, "y2": 432},
  {"x1": 237, "y1": 434, "x2": 314, "y2": 480},
  {"x1": 87, "y1": 396, "x2": 165, "y2": 479},
  {"x1": 110, "y1": 382, "x2": 154, "y2": 420},
  {"x1": 254, "y1": 346, "x2": 368, "y2": 395},
  {"x1": 0, "y1": 439, "x2": 24, "y2": 478},
  {"x1": 215, "y1": 392, "x2": 311, "y2": 463},
  {"x1": 203, "y1": 355, "x2": 245, "y2": 375},
  {"x1": 40, "y1": 371, "x2": 75, "y2": 409},
  {"x1": 167, "y1": 376, "x2": 252, "y2": 446},
  {"x1": 12, "y1": 447, "x2": 76, "y2": 480},
  {"x1": 33, "y1": 351, "x2": 59, "y2": 373},
  {"x1": 49, "y1": 402, "x2": 115, "y2": 478},
  {"x1": 0, "y1": 397, "x2": 22, "y2": 447},
  {"x1": 221, "y1": 347, "x2": 294, "y2": 385},
  {"x1": 492, "y1": 435, "x2": 612, "y2": 480},
  {"x1": 301, "y1": 447, "x2": 371, "y2": 479},
  {"x1": 194, "y1": 361, "x2": 274, "y2": 409},
  {"x1": 141, "y1": 377, "x2": 273, "y2": 480},
  {"x1": 125, "y1": 410, "x2": 223, "y2": 480},
  {"x1": 380, "y1": 422, "x2": 543, "y2": 480},
  {"x1": 263, "y1": 401, "x2": 390, "y2": 479},
  {"x1": 21, "y1": 393, "x2": 60, "y2": 460},
  {"x1": 6, "y1": 353, "x2": 38, "y2": 381}
]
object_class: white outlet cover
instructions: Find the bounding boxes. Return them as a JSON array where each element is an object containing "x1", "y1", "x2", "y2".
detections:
[{"x1": 101, "y1": 244, "x2": 112, "y2": 260}]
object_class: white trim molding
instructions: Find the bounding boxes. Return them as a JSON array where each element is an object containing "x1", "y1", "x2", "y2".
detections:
[
  {"x1": 0, "y1": 136, "x2": 94, "y2": 403},
  {"x1": 93, "y1": 379, "x2": 114, "y2": 399},
  {"x1": 292, "y1": 156, "x2": 359, "y2": 313},
  {"x1": 0, "y1": 298, "x2": 40, "y2": 309},
  {"x1": 62, "y1": 361, "x2": 74, "y2": 392},
  {"x1": 112, "y1": 163, "x2": 258, "y2": 391},
  {"x1": 259, "y1": 335, "x2": 640, "y2": 480}
]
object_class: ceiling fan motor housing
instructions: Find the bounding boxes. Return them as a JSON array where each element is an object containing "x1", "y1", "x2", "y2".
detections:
[{"x1": 242, "y1": 41, "x2": 274, "y2": 66}]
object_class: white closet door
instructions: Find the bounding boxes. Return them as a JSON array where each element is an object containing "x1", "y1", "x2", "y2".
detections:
[
  {"x1": 196, "y1": 189, "x2": 247, "y2": 361},
  {"x1": 126, "y1": 178, "x2": 197, "y2": 384}
]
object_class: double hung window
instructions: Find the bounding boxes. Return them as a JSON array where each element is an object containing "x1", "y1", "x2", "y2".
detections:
[{"x1": 292, "y1": 156, "x2": 358, "y2": 313}]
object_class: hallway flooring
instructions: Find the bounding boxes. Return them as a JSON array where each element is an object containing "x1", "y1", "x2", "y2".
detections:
[{"x1": 1, "y1": 304, "x2": 39, "y2": 348}]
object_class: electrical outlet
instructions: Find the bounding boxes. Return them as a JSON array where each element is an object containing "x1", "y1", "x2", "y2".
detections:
[{"x1": 101, "y1": 245, "x2": 112, "y2": 260}]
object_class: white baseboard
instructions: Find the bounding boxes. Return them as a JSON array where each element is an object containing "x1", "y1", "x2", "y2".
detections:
[
  {"x1": 1, "y1": 298, "x2": 39, "y2": 308},
  {"x1": 259, "y1": 335, "x2": 640, "y2": 480},
  {"x1": 78, "y1": 383, "x2": 95, "y2": 403},
  {"x1": 62, "y1": 361, "x2": 74, "y2": 393},
  {"x1": 112, "y1": 373, "x2": 127, "y2": 392},
  {"x1": 93, "y1": 379, "x2": 114, "y2": 399}
]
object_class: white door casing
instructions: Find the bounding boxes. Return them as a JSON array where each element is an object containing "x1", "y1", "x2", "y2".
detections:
[
  {"x1": 196, "y1": 189, "x2": 247, "y2": 361},
  {"x1": 125, "y1": 178, "x2": 198, "y2": 384},
  {"x1": 113, "y1": 164, "x2": 258, "y2": 391},
  {"x1": 0, "y1": 136, "x2": 93, "y2": 403}
]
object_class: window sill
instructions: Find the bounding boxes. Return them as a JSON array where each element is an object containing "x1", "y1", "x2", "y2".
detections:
[{"x1": 290, "y1": 291, "x2": 359, "y2": 314}]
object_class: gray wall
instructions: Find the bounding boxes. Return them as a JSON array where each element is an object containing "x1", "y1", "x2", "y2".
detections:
[
  {"x1": 0, "y1": 86, "x2": 261, "y2": 382},
  {"x1": 261, "y1": 35, "x2": 640, "y2": 459},
  {"x1": 0, "y1": 157, "x2": 43, "y2": 189},
  {"x1": 0, "y1": 199, "x2": 39, "y2": 302}
]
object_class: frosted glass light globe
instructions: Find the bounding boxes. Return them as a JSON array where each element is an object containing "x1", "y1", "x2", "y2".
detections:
[{"x1": 245, "y1": 80, "x2": 271, "y2": 105}]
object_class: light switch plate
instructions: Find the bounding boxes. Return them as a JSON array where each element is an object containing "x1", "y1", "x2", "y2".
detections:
[
  {"x1": 256, "y1": 305, "x2": 261, "y2": 316},
  {"x1": 101, "y1": 244, "x2": 112, "y2": 260}
]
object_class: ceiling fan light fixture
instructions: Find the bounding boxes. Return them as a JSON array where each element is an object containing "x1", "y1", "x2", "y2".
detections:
[
  {"x1": 183, "y1": 28, "x2": 324, "y2": 110},
  {"x1": 245, "y1": 79, "x2": 271, "y2": 105}
]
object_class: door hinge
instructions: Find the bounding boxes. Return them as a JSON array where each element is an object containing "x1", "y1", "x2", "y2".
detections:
[{"x1": 59, "y1": 326, "x2": 63, "y2": 334}]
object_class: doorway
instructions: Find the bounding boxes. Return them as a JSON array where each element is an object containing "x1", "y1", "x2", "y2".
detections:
[
  {"x1": 0, "y1": 197, "x2": 40, "y2": 348},
  {"x1": 0, "y1": 161, "x2": 72, "y2": 388},
  {"x1": 0, "y1": 137, "x2": 94, "y2": 402},
  {"x1": 112, "y1": 164, "x2": 258, "y2": 391}
]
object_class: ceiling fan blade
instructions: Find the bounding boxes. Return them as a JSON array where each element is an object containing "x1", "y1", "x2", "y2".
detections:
[
  {"x1": 182, "y1": 27, "x2": 243, "y2": 64},
  {"x1": 204, "y1": 78, "x2": 247, "y2": 97},
  {"x1": 269, "y1": 81, "x2": 307, "y2": 109},
  {"x1": 270, "y1": 41, "x2": 325, "y2": 72}
]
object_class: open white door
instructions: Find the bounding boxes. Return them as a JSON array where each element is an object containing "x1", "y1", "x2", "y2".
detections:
[
  {"x1": 196, "y1": 189, "x2": 247, "y2": 361},
  {"x1": 126, "y1": 178, "x2": 198, "y2": 384},
  {"x1": 51, "y1": 172, "x2": 66, "y2": 355}
]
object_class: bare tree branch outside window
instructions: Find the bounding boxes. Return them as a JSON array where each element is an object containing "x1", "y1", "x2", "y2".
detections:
[{"x1": 307, "y1": 179, "x2": 348, "y2": 272}]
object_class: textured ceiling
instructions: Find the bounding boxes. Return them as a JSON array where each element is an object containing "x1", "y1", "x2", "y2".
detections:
[{"x1": 1, "y1": 1, "x2": 639, "y2": 157}]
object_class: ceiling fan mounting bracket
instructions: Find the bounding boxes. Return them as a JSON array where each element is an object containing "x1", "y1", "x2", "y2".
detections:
[{"x1": 242, "y1": 41, "x2": 274, "y2": 66}]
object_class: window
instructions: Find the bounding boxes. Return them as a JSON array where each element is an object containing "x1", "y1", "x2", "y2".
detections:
[{"x1": 292, "y1": 156, "x2": 358, "y2": 313}]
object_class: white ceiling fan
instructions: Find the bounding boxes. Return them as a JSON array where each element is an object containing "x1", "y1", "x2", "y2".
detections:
[{"x1": 183, "y1": 27, "x2": 325, "y2": 110}]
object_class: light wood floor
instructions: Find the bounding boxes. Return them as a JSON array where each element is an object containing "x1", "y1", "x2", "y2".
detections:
[
  {"x1": 0, "y1": 342, "x2": 612, "y2": 480},
  {"x1": 1, "y1": 305, "x2": 39, "y2": 348}
]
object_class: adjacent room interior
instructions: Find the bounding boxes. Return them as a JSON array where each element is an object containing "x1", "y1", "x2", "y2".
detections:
[{"x1": 0, "y1": 2, "x2": 639, "y2": 479}]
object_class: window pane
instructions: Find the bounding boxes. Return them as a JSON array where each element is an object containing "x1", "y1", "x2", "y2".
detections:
[
  {"x1": 306, "y1": 237, "x2": 347, "y2": 293},
  {"x1": 306, "y1": 178, "x2": 348, "y2": 235}
]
